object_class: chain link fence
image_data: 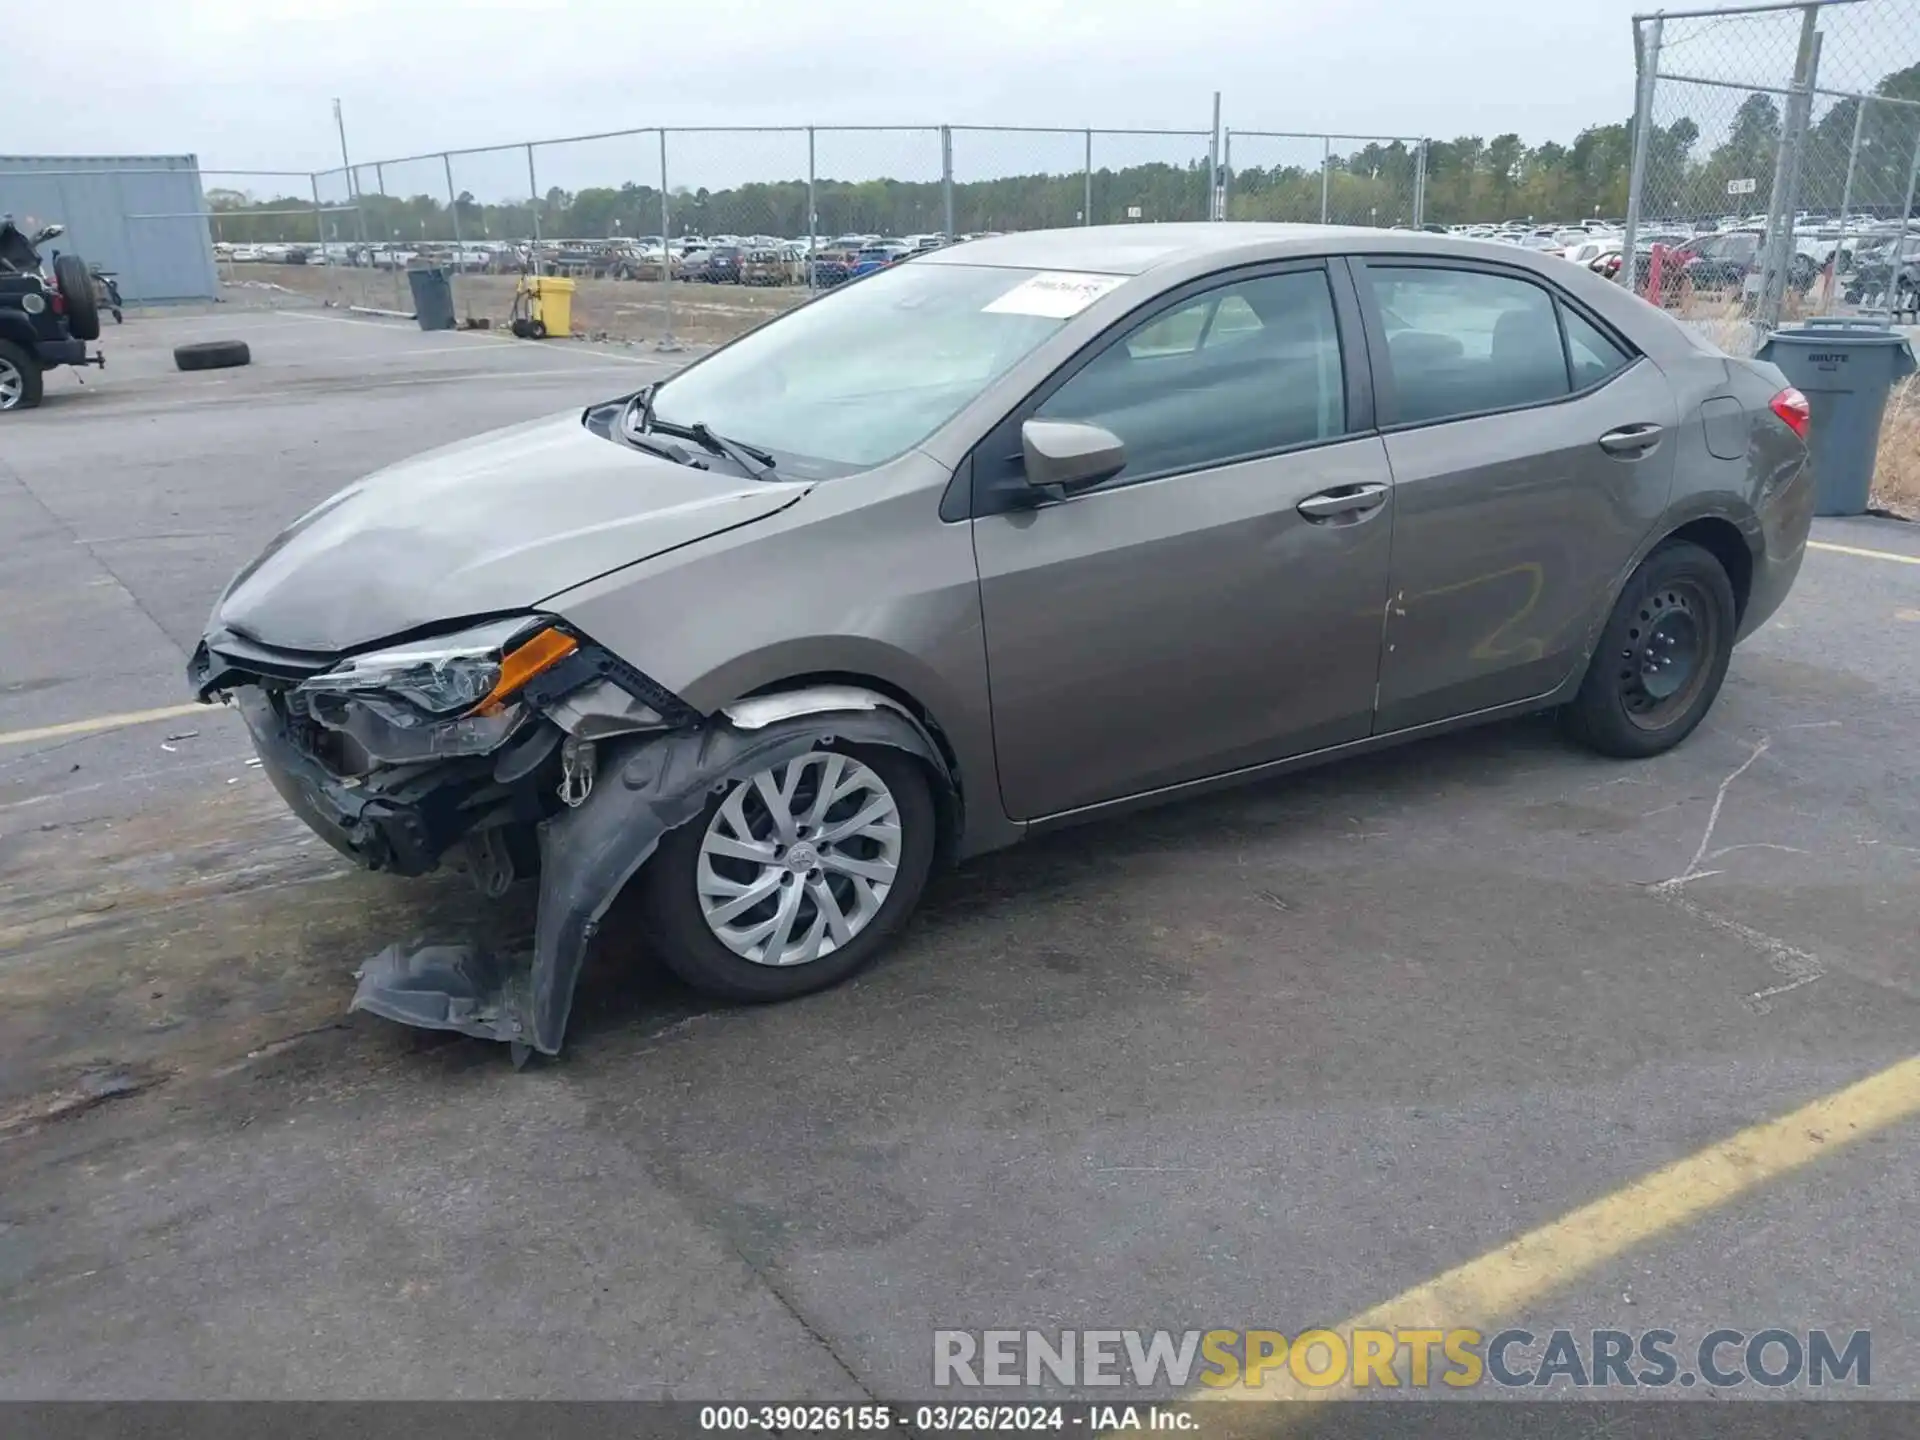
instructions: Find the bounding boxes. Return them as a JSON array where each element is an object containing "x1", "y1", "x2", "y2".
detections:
[
  {"x1": 269, "y1": 123, "x2": 1226, "y2": 344},
  {"x1": 1622, "y1": 0, "x2": 1920, "y2": 352},
  {"x1": 1224, "y1": 132, "x2": 1428, "y2": 227}
]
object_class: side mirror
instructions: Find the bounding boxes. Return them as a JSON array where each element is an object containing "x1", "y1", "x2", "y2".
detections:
[
  {"x1": 1022, "y1": 419, "x2": 1126, "y2": 493},
  {"x1": 34, "y1": 224, "x2": 65, "y2": 245}
]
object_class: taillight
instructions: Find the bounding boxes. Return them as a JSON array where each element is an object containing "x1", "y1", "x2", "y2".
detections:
[{"x1": 1770, "y1": 386, "x2": 1811, "y2": 439}]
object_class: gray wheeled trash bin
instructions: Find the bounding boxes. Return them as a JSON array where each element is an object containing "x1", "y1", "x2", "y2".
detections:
[
  {"x1": 407, "y1": 265, "x2": 456, "y2": 332},
  {"x1": 1757, "y1": 317, "x2": 1916, "y2": 516}
]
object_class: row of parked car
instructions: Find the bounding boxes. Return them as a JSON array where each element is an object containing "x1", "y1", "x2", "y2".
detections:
[{"x1": 1453, "y1": 213, "x2": 1920, "y2": 311}]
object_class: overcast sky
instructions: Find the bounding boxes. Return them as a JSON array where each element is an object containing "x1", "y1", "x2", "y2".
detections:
[{"x1": 5, "y1": 0, "x2": 1652, "y2": 188}]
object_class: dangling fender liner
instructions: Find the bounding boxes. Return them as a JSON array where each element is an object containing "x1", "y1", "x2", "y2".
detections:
[{"x1": 349, "y1": 706, "x2": 953, "y2": 1058}]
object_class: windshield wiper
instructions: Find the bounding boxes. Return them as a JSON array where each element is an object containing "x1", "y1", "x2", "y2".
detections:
[
  {"x1": 621, "y1": 383, "x2": 776, "y2": 479},
  {"x1": 649, "y1": 418, "x2": 778, "y2": 479},
  {"x1": 617, "y1": 385, "x2": 708, "y2": 468},
  {"x1": 622, "y1": 382, "x2": 661, "y2": 436}
]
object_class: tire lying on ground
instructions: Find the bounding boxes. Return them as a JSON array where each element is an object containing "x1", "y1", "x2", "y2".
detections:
[
  {"x1": 52, "y1": 255, "x2": 101, "y2": 341},
  {"x1": 174, "y1": 340, "x2": 252, "y2": 372}
]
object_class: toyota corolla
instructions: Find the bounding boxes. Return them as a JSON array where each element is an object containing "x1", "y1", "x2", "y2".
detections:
[{"x1": 188, "y1": 223, "x2": 1813, "y2": 1058}]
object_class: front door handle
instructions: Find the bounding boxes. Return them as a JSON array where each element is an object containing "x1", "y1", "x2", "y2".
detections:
[
  {"x1": 1598, "y1": 423, "x2": 1665, "y2": 456},
  {"x1": 1297, "y1": 482, "x2": 1390, "y2": 521}
]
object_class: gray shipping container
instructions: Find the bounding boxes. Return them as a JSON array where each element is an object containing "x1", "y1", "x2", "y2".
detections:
[{"x1": 0, "y1": 155, "x2": 220, "y2": 303}]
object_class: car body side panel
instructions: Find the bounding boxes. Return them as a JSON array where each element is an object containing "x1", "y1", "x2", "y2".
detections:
[
  {"x1": 1659, "y1": 351, "x2": 1814, "y2": 639},
  {"x1": 1373, "y1": 359, "x2": 1680, "y2": 734},
  {"x1": 974, "y1": 437, "x2": 1395, "y2": 820},
  {"x1": 542, "y1": 452, "x2": 1024, "y2": 858}
]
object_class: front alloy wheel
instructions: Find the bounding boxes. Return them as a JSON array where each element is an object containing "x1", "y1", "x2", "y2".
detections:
[
  {"x1": 697, "y1": 752, "x2": 902, "y2": 966},
  {"x1": 641, "y1": 743, "x2": 936, "y2": 1001},
  {"x1": 0, "y1": 339, "x2": 44, "y2": 412}
]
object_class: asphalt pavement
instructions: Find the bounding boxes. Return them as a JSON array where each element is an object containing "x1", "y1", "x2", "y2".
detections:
[{"x1": 0, "y1": 310, "x2": 1916, "y2": 1411}]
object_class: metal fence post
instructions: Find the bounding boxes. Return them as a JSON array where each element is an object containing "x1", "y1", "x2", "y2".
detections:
[
  {"x1": 526, "y1": 142, "x2": 543, "y2": 276},
  {"x1": 334, "y1": 101, "x2": 370, "y2": 251},
  {"x1": 1619, "y1": 13, "x2": 1664, "y2": 292},
  {"x1": 1838, "y1": 97, "x2": 1866, "y2": 225},
  {"x1": 659, "y1": 129, "x2": 679, "y2": 353},
  {"x1": 374, "y1": 162, "x2": 400, "y2": 307},
  {"x1": 1084, "y1": 130, "x2": 1093, "y2": 225},
  {"x1": 1319, "y1": 137, "x2": 1331, "y2": 224},
  {"x1": 307, "y1": 174, "x2": 329, "y2": 310},
  {"x1": 940, "y1": 126, "x2": 955, "y2": 239},
  {"x1": 443, "y1": 152, "x2": 463, "y2": 320},
  {"x1": 807, "y1": 126, "x2": 817, "y2": 293},
  {"x1": 1902, "y1": 117, "x2": 1920, "y2": 231},
  {"x1": 1222, "y1": 130, "x2": 1234, "y2": 221},
  {"x1": 1413, "y1": 140, "x2": 1428, "y2": 226},
  {"x1": 1757, "y1": 9, "x2": 1820, "y2": 332},
  {"x1": 308, "y1": 173, "x2": 326, "y2": 251},
  {"x1": 1826, "y1": 96, "x2": 1869, "y2": 315},
  {"x1": 1209, "y1": 92, "x2": 1222, "y2": 220}
]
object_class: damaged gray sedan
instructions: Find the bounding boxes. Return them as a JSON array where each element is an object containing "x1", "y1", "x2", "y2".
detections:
[{"x1": 190, "y1": 224, "x2": 1813, "y2": 1057}]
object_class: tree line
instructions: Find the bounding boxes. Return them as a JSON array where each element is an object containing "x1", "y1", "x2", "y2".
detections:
[{"x1": 208, "y1": 62, "x2": 1920, "y2": 247}]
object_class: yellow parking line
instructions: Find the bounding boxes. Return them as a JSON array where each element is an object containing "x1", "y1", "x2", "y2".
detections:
[
  {"x1": 1808, "y1": 539, "x2": 1920, "y2": 565},
  {"x1": 0, "y1": 702, "x2": 212, "y2": 748},
  {"x1": 1203, "y1": 1052, "x2": 1920, "y2": 1404}
]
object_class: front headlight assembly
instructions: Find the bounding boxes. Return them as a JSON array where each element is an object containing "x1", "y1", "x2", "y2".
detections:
[{"x1": 295, "y1": 617, "x2": 581, "y2": 764}]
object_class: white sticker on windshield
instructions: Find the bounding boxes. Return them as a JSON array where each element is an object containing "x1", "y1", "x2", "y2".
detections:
[{"x1": 983, "y1": 271, "x2": 1125, "y2": 319}]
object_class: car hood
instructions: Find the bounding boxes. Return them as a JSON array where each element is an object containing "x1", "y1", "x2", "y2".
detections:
[{"x1": 214, "y1": 410, "x2": 811, "y2": 653}]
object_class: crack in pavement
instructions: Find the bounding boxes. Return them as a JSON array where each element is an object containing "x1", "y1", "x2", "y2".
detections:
[{"x1": 1642, "y1": 734, "x2": 1830, "y2": 1008}]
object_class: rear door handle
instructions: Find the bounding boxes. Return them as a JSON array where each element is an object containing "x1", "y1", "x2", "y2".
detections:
[
  {"x1": 1297, "y1": 482, "x2": 1389, "y2": 521},
  {"x1": 1598, "y1": 424, "x2": 1665, "y2": 456}
]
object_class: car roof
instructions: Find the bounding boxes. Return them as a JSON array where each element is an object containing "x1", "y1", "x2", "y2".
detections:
[
  {"x1": 922, "y1": 221, "x2": 1704, "y2": 367},
  {"x1": 920, "y1": 222, "x2": 1600, "y2": 276}
]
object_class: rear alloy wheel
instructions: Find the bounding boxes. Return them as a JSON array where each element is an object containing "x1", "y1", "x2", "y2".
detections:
[
  {"x1": 1562, "y1": 539, "x2": 1737, "y2": 759},
  {"x1": 0, "y1": 339, "x2": 44, "y2": 412},
  {"x1": 640, "y1": 744, "x2": 936, "y2": 1001}
]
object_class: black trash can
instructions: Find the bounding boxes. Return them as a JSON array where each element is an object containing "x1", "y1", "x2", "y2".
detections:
[
  {"x1": 407, "y1": 265, "x2": 456, "y2": 332},
  {"x1": 1757, "y1": 317, "x2": 1917, "y2": 516}
]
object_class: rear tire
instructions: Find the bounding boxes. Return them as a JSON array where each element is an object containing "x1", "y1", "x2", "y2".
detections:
[
  {"x1": 1562, "y1": 539, "x2": 1737, "y2": 760},
  {"x1": 639, "y1": 743, "x2": 937, "y2": 1002},
  {"x1": 174, "y1": 340, "x2": 251, "y2": 371},
  {"x1": 0, "y1": 339, "x2": 44, "y2": 411},
  {"x1": 53, "y1": 255, "x2": 101, "y2": 341}
]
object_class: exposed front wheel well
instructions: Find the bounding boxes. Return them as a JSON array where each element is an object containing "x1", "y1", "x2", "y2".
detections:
[
  {"x1": 1663, "y1": 517, "x2": 1753, "y2": 622},
  {"x1": 736, "y1": 672, "x2": 965, "y2": 867}
]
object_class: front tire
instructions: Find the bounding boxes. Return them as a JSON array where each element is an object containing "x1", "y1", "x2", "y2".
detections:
[
  {"x1": 0, "y1": 339, "x2": 44, "y2": 411},
  {"x1": 1562, "y1": 539, "x2": 1737, "y2": 759},
  {"x1": 639, "y1": 743, "x2": 936, "y2": 1001}
]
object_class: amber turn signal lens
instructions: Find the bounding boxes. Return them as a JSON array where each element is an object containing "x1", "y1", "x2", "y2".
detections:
[{"x1": 474, "y1": 627, "x2": 578, "y2": 715}]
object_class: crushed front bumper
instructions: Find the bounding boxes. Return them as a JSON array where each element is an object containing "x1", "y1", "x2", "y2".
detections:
[
  {"x1": 236, "y1": 688, "x2": 504, "y2": 877},
  {"x1": 195, "y1": 633, "x2": 953, "y2": 1060}
]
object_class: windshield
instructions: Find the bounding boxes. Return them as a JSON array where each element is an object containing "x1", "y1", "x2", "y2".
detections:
[{"x1": 647, "y1": 262, "x2": 1088, "y2": 478}]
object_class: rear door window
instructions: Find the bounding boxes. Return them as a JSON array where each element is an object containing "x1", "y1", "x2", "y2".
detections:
[
  {"x1": 1365, "y1": 266, "x2": 1573, "y2": 424},
  {"x1": 1562, "y1": 308, "x2": 1631, "y2": 390}
]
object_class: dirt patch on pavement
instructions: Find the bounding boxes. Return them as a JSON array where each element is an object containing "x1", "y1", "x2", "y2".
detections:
[
  {"x1": 225, "y1": 264, "x2": 805, "y2": 348},
  {"x1": 0, "y1": 775, "x2": 532, "y2": 1120}
]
